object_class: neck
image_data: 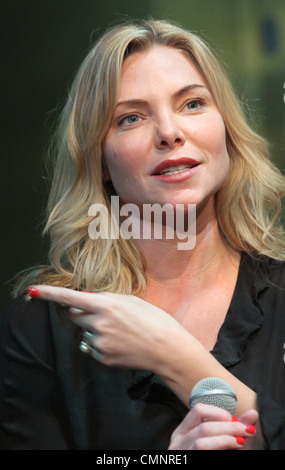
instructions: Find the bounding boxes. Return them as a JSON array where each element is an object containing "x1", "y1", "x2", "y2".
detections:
[{"x1": 134, "y1": 198, "x2": 240, "y2": 298}]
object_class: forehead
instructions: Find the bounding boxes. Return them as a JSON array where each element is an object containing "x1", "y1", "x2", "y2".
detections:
[{"x1": 118, "y1": 45, "x2": 206, "y2": 98}]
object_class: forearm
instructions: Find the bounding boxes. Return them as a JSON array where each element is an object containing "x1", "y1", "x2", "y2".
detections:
[{"x1": 154, "y1": 330, "x2": 257, "y2": 417}]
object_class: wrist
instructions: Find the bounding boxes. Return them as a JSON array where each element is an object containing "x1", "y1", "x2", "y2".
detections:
[
  {"x1": 152, "y1": 327, "x2": 257, "y2": 414},
  {"x1": 153, "y1": 328, "x2": 212, "y2": 405}
]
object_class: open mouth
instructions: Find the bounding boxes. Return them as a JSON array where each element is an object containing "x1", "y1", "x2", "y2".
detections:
[{"x1": 155, "y1": 163, "x2": 199, "y2": 176}]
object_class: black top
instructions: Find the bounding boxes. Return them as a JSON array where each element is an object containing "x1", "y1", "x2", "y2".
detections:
[{"x1": 1, "y1": 253, "x2": 285, "y2": 450}]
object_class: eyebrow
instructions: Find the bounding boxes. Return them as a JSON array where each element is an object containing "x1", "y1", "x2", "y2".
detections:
[
  {"x1": 115, "y1": 84, "x2": 207, "y2": 109},
  {"x1": 173, "y1": 84, "x2": 206, "y2": 99}
]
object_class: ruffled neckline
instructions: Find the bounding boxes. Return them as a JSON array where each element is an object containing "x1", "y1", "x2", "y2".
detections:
[
  {"x1": 211, "y1": 252, "x2": 270, "y2": 367},
  {"x1": 128, "y1": 252, "x2": 271, "y2": 402}
]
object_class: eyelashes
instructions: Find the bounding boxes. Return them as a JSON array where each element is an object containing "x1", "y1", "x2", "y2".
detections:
[
  {"x1": 116, "y1": 98, "x2": 208, "y2": 128},
  {"x1": 184, "y1": 98, "x2": 206, "y2": 110},
  {"x1": 118, "y1": 114, "x2": 141, "y2": 126}
]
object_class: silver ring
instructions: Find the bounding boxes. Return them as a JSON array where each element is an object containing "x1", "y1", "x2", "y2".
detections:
[
  {"x1": 82, "y1": 330, "x2": 97, "y2": 344},
  {"x1": 79, "y1": 331, "x2": 102, "y2": 361}
]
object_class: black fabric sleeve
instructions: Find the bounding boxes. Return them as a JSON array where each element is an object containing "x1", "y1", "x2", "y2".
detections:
[{"x1": 0, "y1": 296, "x2": 69, "y2": 450}]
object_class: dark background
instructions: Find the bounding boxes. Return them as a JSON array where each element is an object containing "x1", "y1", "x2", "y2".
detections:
[{"x1": 2, "y1": 0, "x2": 285, "y2": 316}]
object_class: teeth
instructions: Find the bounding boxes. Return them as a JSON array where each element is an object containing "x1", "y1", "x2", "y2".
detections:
[{"x1": 158, "y1": 164, "x2": 193, "y2": 176}]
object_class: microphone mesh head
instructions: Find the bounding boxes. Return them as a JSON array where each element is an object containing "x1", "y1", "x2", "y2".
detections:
[{"x1": 189, "y1": 377, "x2": 237, "y2": 414}]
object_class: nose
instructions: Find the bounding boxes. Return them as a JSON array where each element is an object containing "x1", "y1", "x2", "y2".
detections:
[{"x1": 154, "y1": 111, "x2": 186, "y2": 150}]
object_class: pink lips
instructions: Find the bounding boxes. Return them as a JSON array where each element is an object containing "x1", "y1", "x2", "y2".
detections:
[{"x1": 151, "y1": 157, "x2": 200, "y2": 182}]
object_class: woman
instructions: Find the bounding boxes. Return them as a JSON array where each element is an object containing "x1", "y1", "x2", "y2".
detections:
[{"x1": 1, "y1": 19, "x2": 285, "y2": 450}]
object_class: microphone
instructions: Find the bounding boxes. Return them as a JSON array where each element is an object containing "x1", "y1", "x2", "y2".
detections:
[{"x1": 189, "y1": 377, "x2": 237, "y2": 414}]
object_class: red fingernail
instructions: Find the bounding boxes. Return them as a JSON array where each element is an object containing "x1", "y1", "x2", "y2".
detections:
[
  {"x1": 26, "y1": 286, "x2": 40, "y2": 298},
  {"x1": 231, "y1": 416, "x2": 239, "y2": 422},
  {"x1": 235, "y1": 436, "x2": 245, "y2": 445},
  {"x1": 245, "y1": 424, "x2": 255, "y2": 435}
]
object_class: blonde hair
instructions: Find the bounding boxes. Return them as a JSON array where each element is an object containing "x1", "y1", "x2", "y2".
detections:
[{"x1": 14, "y1": 19, "x2": 285, "y2": 297}]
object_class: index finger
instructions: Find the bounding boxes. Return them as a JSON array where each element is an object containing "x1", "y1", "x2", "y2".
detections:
[{"x1": 26, "y1": 285, "x2": 106, "y2": 312}]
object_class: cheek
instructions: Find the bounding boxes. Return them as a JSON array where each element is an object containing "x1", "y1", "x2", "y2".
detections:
[
  {"x1": 104, "y1": 132, "x2": 149, "y2": 178},
  {"x1": 201, "y1": 115, "x2": 228, "y2": 161},
  {"x1": 103, "y1": 139, "x2": 140, "y2": 190},
  {"x1": 200, "y1": 115, "x2": 230, "y2": 186}
]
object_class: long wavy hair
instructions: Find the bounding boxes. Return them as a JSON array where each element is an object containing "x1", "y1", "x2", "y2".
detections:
[{"x1": 14, "y1": 19, "x2": 285, "y2": 297}]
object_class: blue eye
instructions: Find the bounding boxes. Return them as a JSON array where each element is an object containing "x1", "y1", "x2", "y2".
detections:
[
  {"x1": 119, "y1": 114, "x2": 140, "y2": 126},
  {"x1": 186, "y1": 100, "x2": 204, "y2": 110}
]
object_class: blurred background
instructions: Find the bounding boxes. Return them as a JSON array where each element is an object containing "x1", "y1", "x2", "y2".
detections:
[{"x1": 2, "y1": 0, "x2": 285, "y2": 314}]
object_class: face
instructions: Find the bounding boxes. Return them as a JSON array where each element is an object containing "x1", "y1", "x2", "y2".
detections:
[{"x1": 103, "y1": 45, "x2": 229, "y2": 213}]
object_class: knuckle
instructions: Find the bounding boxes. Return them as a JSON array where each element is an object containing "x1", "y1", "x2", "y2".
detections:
[
  {"x1": 223, "y1": 436, "x2": 237, "y2": 449},
  {"x1": 96, "y1": 336, "x2": 116, "y2": 358},
  {"x1": 168, "y1": 439, "x2": 180, "y2": 451},
  {"x1": 192, "y1": 403, "x2": 206, "y2": 415},
  {"x1": 192, "y1": 439, "x2": 205, "y2": 451},
  {"x1": 95, "y1": 322, "x2": 112, "y2": 338},
  {"x1": 170, "y1": 428, "x2": 180, "y2": 440},
  {"x1": 199, "y1": 422, "x2": 212, "y2": 437},
  {"x1": 60, "y1": 290, "x2": 73, "y2": 306}
]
